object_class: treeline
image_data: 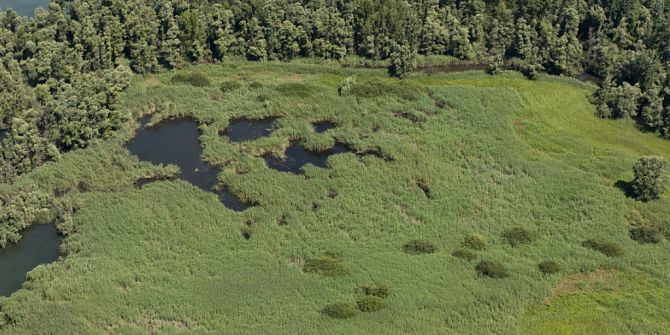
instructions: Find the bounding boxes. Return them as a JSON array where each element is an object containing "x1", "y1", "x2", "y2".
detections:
[{"x1": 0, "y1": 0, "x2": 669, "y2": 183}]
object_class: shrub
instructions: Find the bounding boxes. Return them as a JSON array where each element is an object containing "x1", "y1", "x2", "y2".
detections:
[
  {"x1": 630, "y1": 226, "x2": 663, "y2": 244},
  {"x1": 475, "y1": 260, "x2": 509, "y2": 278},
  {"x1": 388, "y1": 43, "x2": 416, "y2": 79},
  {"x1": 403, "y1": 240, "x2": 437, "y2": 254},
  {"x1": 323, "y1": 301, "x2": 358, "y2": 319},
  {"x1": 632, "y1": 156, "x2": 668, "y2": 201},
  {"x1": 303, "y1": 255, "x2": 350, "y2": 276},
  {"x1": 359, "y1": 283, "x2": 390, "y2": 299},
  {"x1": 463, "y1": 233, "x2": 487, "y2": 251},
  {"x1": 503, "y1": 227, "x2": 536, "y2": 247},
  {"x1": 276, "y1": 83, "x2": 316, "y2": 98},
  {"x1": 256, "y1": 94, "x2": 270, "y2": 103},
  {"x1": 452, "y1": 249, "x2": 478, "y2": 262},
  {"x1": 582, "y1": 239, "x2": 624, "y2": 257},
  {"x1": 338, "y1": 76, "x2": 355, "y2": 96},
  {"x1": 357, "y1": 295, "x2": 385, "y2": 312},
  {"x1": 220, "y1": 80, "x2": 242, "y2": 92},
  {"x1": 538, "y1": 261, "x2": 562, "y2": 274},
  {"x1": 172, "y1": 72, "x2": 211, "y2": 87},
  {"x1": 249, "y1": 81, "x2": 263, "y2": 89}
]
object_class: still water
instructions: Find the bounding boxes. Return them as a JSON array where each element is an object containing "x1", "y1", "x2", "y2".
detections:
[{"x1": 0, "y1": 0, "x2": 49, "y2": 17}]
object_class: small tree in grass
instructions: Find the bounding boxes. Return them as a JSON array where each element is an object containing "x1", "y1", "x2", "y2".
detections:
[
  {"x1": 388, "y1": 43, "x2": 416, "y2": 79},
  {"x1": 323, "y1": 301, "x2": 358, "y2": 319},
  {"x1": 632, "y1": 156, "x2": 668, "y2": 201}
]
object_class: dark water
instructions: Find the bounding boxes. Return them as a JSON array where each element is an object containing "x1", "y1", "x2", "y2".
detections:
[
  {"x1": 421, "y1": 63, "x2": 488, "y2": 74},
  {"x1": 265, "y1": 142, "x2": 351, "y2": 174},
  {"x1": 223, "y1": 117, "x2": 278, "y2": 142},
  {"x1": 127, "y1": 116, "x2": 249, "y2": 211},
  {"x1": 0, "y1": 128, "x2": 7, "y2": 142},
  {"x1": 578, "y1": 72, "x2": 603, "y2": 85},
  {"x1": 313, "y1": 121, "x2": 337, "y2": 134},
  {"x1": 0, "y1": 224, "x2": 60, "y2": 297},
  {"x1": 0, "y1": 0, "x2": 49, "y2": 16}
]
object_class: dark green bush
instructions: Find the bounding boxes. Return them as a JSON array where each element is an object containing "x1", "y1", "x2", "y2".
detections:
[
  {"x1": 403, "y1": 240, "x2": 437, "y2": 254},
  {"x1": 463, "y1": 233, "x2": 487, "y2": 251},
  {"x1": 220, "y1": 80, "x2": 242, "y2": 92},
  {"x1": 172, "y1": 72, "x2": 211, "y2": 87},
  {"x1": 582, "y1": 239, "x2": 624, "y2": 257},
  {"x1": 249, "y1": 81, "x2": 263, "y2": 89},
  {"x1": 359, "y1": 283, "x2": 390, "y2": 299},
  {"x1": 538, "y1": 261, "x2": 561, "y2": 274},
  {"x1": 503, "y1": 227, "x2": 537, "y2": 247},
  {"x1": 475, "y1": 260, "x2": 509, "y2": 278},
  {"x1": 632, "y1": 156, "x2": 668, "y2": 201},
  {"x1": 630, "y1": 226, "x2": 663, "y2": 244},
  {"x1": 323, "y1": 301, "x2": 358, "y2": 319},
  {"x1": 276, "y1": 83, "x2": 316, "y2": 98},
  {"x1": 357, "y1": 295, "x2": 385, "y2": 312},
  {"x1": 452, "y1": 249, "x2": 478, "y2": 261},
  {"x1": 303, "y1": 255, "x2": 349, "y2": 276},
  {"x1": 256, "y1": 94, "x2": 270, "y2": 103}
]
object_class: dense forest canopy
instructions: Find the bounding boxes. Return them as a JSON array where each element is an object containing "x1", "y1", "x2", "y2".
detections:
[{"x1": 0, "y1": 0, "x2": 669, "y2": 183}]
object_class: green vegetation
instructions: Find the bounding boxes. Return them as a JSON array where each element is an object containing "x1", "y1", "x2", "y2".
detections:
[
  {"x1": 538, "y1": 261, "x2": 562, "y2": 275},
  {"x1": 356, "y1": 295, "x2": 385, "y2": 313},
  {"x1": 358, "y1": 283, "x2": 390, "y2": 299},
  {"x1": 1, "y1": 59, "x2": 670, "y2": 333},
  {"x1": 402, "y1": 240, "x2": 438, "y2": 255},
  {"x1": 452, "y1": 249, "x2": 478, "y2": 262},
  {"x1": 303, "y1": 253, "x2": 350, "y2": 277},
  {"x1": 503, "y1": 227, "x2": 537, "y2": 247},
  {"x1": 475, "y1": 261, "x2": 509, "y2": 279},
  {"x1": 632, "y1": 156, "x2": 668, "y2": 201},
  {"x1": 462, "y1": 233, "x2": 487, "y2": 251},
  {"x1": 323, "y1": 301, "x2": 359, "y2": 319},
  {"x1": 172, "y1": 72, "x2": 211, "y2": 87},
  {"x1": 629, "y1": 226, "x2": 663, "y2": 244},
  {"x1": 582, "y1": 239, "x2": 625, "y2": 257}
]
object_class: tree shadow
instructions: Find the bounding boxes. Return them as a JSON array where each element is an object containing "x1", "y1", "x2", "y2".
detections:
[{"x1": 614, "y1": 180, "x2": 636, "y2": 199}]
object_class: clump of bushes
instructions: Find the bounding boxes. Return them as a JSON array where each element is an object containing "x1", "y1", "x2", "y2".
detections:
[
  {"x1": 403, "y1": 240, "x2": 437, "y2": 254},
  {"x1": 630, "y1": 226, "x2": 663, "y2": 244},
  {"x1": 357, "y1": 295, "x2": 385, "y2": 312},
  {"x1": 475, "y1": 260, "x2": 509, "y2": 278},
  {"x1": 452, "y1": 249, "x2": 478, "y2": 262},
  {"x1": 220, "y1": 80, "x2": 242, "y2": 92},
  {"x1": 463, "y1": 233, "x2": 487, "y2": 251},
  {"x1": 172, "y1": 72, "x2": 211, "y2": 87},
  {"x1": 632, "y1": 156, "x2": 667, "y2": 201},
  {"x1": 582, "y1": 239, "x2": 624, "y2": 257},
  {"x1": 303, "y1": 253, "x2": 350, "y2": 276},
  {"x1": 502, "y1": 227, "x2": 537, "y2": 247},
  {"x1": 538, "y1": 261, "x2": 562, "y2": 274},
  {"x1": 249, "y1": 81, "x2": 263, "y2": 89},
  {"x1": 323, "y1": 301, "x2": 358, "y2": 319},
  {"x1": 338, "y1": 76, "x2": 355, "y2": 96},
  {"x1": 358, "y1": 282, "x2": 390, "y2": 299}
]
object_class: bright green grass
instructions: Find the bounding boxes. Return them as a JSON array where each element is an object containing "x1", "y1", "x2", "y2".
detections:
[{"x1": 1, "y1": 60, "x2": 669, "y2": 334}]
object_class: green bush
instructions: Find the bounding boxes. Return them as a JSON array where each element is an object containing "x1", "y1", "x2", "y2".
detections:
[
  {"x1": 630, "y1": 226, "x2": 663, "y2": 244},
  {"x1": 172, "y1": 72, "x2": 211, "y2": 87},
  {"x1": 475, "y1": 260, "x2": 509, "y2": 278},
  {"x1": 303, "y1": 255, "x2": 350, "y2": 276},
  {"x1": 338, "y1": 76, "x2": 355, "y2": 96},
  {"x1": 249, "y1": 81, "x2": 263, "y2": 89},
  {"x1": 323, "y1": 301, "x2": 358, "y2": 319},
  {"x1": 358, "y1": 283, "x2": 390, "y2": 299},
  {"x1": 503, "y1": 227, "x2": 537, "y2": 247},
  {"x1": 538, "y1": 261, "x2": 562, "y2": 274},
  {"x1": 463, "y1": 233, "x2": 487, "y2": 251},
  {"x1": 632, "y1": 156, "x2": 668, "y2": 201},
  {"x1": 356, "y1": 295, "x2": 385, "y2": 312},
  {"x1": 220, "y1": 80, "x2": 242, "y2": 92},
  {"x1": 582, "y1": 239, "x2": 624, "y2": 257},
  {"x1": 452, "y1": 249, "x2": 478, "y2": 262},
  {"x1": 403, "y1": 240, "x2": 437, "y2": 254},
  {"x1": 276, "y1": 83, "x2": 316, "y2": 98}
]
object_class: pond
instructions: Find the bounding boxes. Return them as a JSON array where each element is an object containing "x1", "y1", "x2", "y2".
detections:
[
  {"x1": 222, "y1": 117, "x2": 278, "y2": 142},
  {"x1": 0, "y1": 224, "x2": 60, "y2": 297},
  {"x1": 0, "y1": 0, "x2": 49, "y2": 17},
  {"x1": 313, "y1": 121, "x2": 337, "y2": 134},
  {"x1": 0, "y1": 128, "x2": 7, "y2": 142},
  {"x1": 127, "y1": 116, "x2": 249, "y2": 211},
  {"x1": 265, "y1": 142, "x2": 351, "y2": 175},
  {"x1": 578, "y1": 72, "x2": 603, "y2": 85}
]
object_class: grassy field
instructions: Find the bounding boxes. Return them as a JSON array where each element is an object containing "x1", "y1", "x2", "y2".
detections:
[{"x1": 1, "y1": 60, "x2": 669, "y2": 334}]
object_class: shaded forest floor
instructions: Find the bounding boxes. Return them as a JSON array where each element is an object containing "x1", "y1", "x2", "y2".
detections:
[{"x1": 1, "y1": 60, "x2": 669, "y2": 334}]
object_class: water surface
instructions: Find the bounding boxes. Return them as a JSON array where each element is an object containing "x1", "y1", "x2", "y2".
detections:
[
  {"x1": 0, "y1": 0, "x2": 49, "y2": 16},
  {"x1": 265, "y1": 143, "x2": 351, "y2": 174},
  {"x1": 0, "y1": 128, "x2": 7, "y2": 142},
  {"x1": 0, "y1": 224, "x2": 60, "y2": 297},
  {"x1": 313, "y1": 121, "x2": 337, "y2": 134},
  {"x1": 223, "y1": 117, "x2": 278, "y2": 142},
  {"x1": 127, "y1": 116, "x2": 249, "y2": 211}
]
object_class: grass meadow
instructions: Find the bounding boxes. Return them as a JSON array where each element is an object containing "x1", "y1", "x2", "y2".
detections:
[{"x1": 1, "y1": 59, "x2": 669, "y2": 334}]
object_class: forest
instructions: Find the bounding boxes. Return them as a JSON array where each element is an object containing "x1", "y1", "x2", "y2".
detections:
[{"x1": 1, "y1": 0, "x2": 670, "y2": 334}]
